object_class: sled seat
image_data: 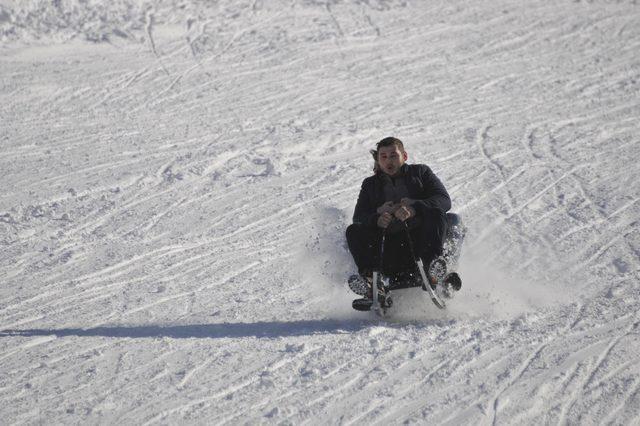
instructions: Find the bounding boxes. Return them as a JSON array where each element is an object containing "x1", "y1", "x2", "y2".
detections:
[
  {"x1": 445, "y1": 212, "x2": 465, "y2": 240},
  {"x1": 446, "y1": 212, "x2": 462, "y2": 228}
]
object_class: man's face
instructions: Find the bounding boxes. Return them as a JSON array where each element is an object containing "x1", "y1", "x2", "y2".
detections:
[{"x1": 377, "y1": 145, "x2": 407, "y2": 177}]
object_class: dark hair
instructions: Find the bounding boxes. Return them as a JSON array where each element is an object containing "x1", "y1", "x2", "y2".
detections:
[
  {"x1": 369, "y1": 137, "x2": 404, "y2": 172},
  {"x1": 369, "y1": 149, "x2": 379, "y2": 172},
  {"x1": 376, "y1": 136, "x2": 405, "y2": 152}
]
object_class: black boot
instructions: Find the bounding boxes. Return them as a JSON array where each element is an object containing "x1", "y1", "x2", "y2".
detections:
[
  {"x1": 444, "y1": 272, "x2": 462, "y2": 291},
  {"x1": 348, "y1": 270, "x2": 372, "y2": 296}
]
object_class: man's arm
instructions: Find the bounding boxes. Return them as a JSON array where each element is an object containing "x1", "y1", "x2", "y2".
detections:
[
  {"x1": 352, "y1": 179, "x2": 380, "y2": 227},
  {"x1": 410, "y1": 165, "x2": 451, "y2": 214}
]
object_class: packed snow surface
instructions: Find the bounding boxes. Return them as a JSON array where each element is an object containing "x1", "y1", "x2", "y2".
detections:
[{"x1": 1, "y1": 0, "x2": 640, "y2": 424}]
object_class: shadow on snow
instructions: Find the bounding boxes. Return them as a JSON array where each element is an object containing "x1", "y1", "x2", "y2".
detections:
[{"x1": 0, "y1": 319, "x2": 379, "y2": 340}]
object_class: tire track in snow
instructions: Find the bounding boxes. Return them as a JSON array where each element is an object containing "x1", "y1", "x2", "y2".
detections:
[
  {"x1": 559, "y1": 197, "x2": 639, "y2": 242},
  {"x1": 377, "y1": 358, "x2": 451, "y2": 424},
  {"x1": 90, "y1": 66, "x2": 155, "y2": 109},
  {"x1": 469, "y1": 164, "x2": 587, "y2": 249},
  {"x1": 140, "y1": 344, "x2": 322, "y2": 425},
  {"x1": 488, "y1": 341, "x2": 549, "y2": 426},
  {"x1": 0, "y1": 244, "x2": 185, "y2": 315},
  {"x1": 5, "y1": 208, "x2": 302, "y2": 324},
  {"x1": 98, "y1": 260, "x2": 260, "y2": 322},
  {"x1": 219, "y1": 367, "x2": 365, "y2": 424},
  {"x1": 144, "y1": 10, "x2": 171, "y2": 78},
  {"x1": 325, "y1": 3, "x2": 344, "y2": 38},
  {"x1": 153, "y1": 10, "x2": 287, "y2": 99},
  {"x1": 1, "y1": 242, "x2": 280, "y2": 327},
  {"x1": 361, "y1": 4, "x2": 381, "y2": 37},
  {"x1": 600, "y1": 376, "x2": 640, "y2": 425},
  {"x1": 557, "y1": 319, "x2": 640, "y2": 424},
  {"x1": 138, "y1": 196, "x2": 189, "y2": 234},
  {"x1": 0, "y1": 336, "x2": 56, "y2": 363}
]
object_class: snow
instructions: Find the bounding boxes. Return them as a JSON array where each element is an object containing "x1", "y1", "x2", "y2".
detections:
[{"x1": 1, "y1": 0, "x2": 639, "y2": 423}]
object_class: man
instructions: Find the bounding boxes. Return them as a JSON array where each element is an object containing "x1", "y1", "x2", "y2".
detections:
[{"x1": 346, "y1": 136, "x2": 451, "y2": 286}]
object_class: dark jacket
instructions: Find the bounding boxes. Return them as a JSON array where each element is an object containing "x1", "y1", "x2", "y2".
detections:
[{"x1": 353, "y1": 163, "x2": 451, "y2": 228}]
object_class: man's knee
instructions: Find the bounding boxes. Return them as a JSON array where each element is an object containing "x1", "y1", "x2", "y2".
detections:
[
  {"x1": 415, "y1": 208, "x2": 446, "y2": 233},
  {"x1": 346, "y1": 223, "x2": 367, "y2": 247},
  {"x1": 419, "y1": 207, "x2": 446, "y2": 223},
  {"x1": 346, "y1": 223, "x2": 378, "y2": 246},
  {"x1": 346, "y1": 223, "x2": 359, "y2": 242}
]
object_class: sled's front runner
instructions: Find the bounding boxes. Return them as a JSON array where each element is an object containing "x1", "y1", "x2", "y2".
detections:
[
  {"x1": 371, "y1": 271, "x2": 381, "y2": 314},
  {"x1": 416, "y1": 258, "x2": 446, "y2": 309},
  {"x1": 350, "y1": 264, "x2": 444, "y2": 316},
  {"x1": 351, "y1": 271, "x2": 393, "y2": 316}
]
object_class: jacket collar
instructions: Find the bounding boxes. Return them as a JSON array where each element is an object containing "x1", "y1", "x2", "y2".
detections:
[{"x1": 375, "y1": 163, "x2": 410, "y2": 180}]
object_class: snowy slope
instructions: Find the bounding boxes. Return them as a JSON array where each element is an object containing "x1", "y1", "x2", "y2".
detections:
[{"x1": 1, "y1": 0, "x2": 640, "y2": 424}]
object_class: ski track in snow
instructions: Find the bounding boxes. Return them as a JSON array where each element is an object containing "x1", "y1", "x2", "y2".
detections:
[{"x1": 1, "y1": 0, "x2": 640, "y2": 424}]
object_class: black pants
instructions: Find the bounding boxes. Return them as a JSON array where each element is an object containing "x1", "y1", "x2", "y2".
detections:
[{"x1": 346, "y1": 209, "x2": 447, "y2": 276}]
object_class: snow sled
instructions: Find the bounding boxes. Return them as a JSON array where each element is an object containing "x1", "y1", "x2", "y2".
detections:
[{"x1": 349, "y1": 212, "x2": 466, "y2": 316}]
